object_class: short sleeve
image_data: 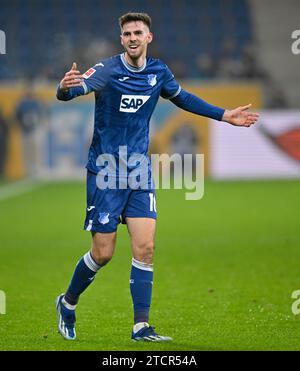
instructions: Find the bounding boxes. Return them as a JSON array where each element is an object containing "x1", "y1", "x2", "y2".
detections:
[
  {"x1": 82, "y1": 62, "x2": 110, "y2": 94},
  {"x1": 160, "y1": 65, "x2": 181, "y2": 100}
]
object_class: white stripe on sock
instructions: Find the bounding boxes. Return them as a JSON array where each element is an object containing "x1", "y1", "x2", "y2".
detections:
[
  {"x1": 83, "y1": 251, "x2": 101, "y2": 273},
  {"x1": 62, "y1": 297, "x2": 77, "y2": 310},
  {"x1": 132, "y1": 258, "x2": 153, "y2": 272}
]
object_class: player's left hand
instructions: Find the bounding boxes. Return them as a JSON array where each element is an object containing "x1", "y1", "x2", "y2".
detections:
[{"x1": 222, "y1": 104, "x2": 259, "y2": 127}]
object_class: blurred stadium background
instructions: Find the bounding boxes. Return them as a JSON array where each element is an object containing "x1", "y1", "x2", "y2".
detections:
[
  {"x1": 0, "y1": 0, "x2": 299, "y2": 181},
  {"x1": 0, "y1": 0, "x2": 300, "y2": 350}
]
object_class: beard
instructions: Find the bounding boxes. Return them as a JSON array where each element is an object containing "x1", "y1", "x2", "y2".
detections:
[{"x1": 125, "y1": 44, "x2": 145, "y2": 61}]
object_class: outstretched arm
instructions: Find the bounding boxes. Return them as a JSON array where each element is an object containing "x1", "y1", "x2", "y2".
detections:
[
  {"x1": 221, "y1": 104, "x2": 259, "y2": 127},
  {"x1": 170, "y1": 89, "x2": 225, "y2": 121},
  {"x1": 171, "y1": 90, "x2": 259, "y2": 127}
]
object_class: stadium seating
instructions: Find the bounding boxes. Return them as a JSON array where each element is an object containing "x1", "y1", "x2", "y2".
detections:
[{"x1": 0, "y1": 0, "x2": 253, "y2": 80}]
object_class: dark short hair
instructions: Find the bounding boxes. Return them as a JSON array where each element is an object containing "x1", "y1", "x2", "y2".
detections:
[{"x1": 119, "y1": 12, "x2": 152, "y2": 31}]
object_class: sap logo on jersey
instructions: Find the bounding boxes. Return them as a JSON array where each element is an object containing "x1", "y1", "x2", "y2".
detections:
[{"x1": 119, "y1": 95, "x2": 150, "y2": 113}]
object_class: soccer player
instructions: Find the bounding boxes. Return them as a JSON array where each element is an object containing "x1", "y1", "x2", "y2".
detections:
[{"x1": 55, "y1": 12, "x2": 259, "y2": 342}]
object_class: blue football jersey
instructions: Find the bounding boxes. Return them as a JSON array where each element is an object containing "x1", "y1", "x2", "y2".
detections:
[{"x1": 80, "y1": 53, "x2": 181, "y2": 176}]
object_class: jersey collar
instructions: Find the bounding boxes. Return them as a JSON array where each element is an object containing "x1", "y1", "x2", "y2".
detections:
[{"x1": 120, "y1": 53, "x2": 147, "y2": 73}]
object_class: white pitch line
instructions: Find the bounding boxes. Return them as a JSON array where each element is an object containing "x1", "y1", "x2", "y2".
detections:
[{"x1": 0, "y1": 179, "x2": 41, "y2": 201}]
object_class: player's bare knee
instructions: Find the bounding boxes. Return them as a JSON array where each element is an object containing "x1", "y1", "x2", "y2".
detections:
[
  {"x1": 91, "y1": 232, "x2": 116, "y2": 266},
  {"x1": 134, "y1": 240, "x2": 155, "y2": 264},
  {"x1": 91, "y1": 248, "x2": 113, "y2": 266},
  {"x1": 91, "y1": 243, "x2": 114, "y2": 266}
]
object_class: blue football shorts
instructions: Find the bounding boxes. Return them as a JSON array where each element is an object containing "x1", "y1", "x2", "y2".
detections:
[{"x1": 83, "y1": 170, "x2": 157, "y2": 233}]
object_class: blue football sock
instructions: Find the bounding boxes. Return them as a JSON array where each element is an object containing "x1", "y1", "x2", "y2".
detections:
[
  {"x1": 130, "y1": 258, "x2": 153, "y2": 324},
  {"x1": 64, "y1": 251, "x2": 101, "y2": 306}
]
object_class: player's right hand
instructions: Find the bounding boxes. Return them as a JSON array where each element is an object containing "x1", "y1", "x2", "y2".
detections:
[{"x1": 59, "y1": 62, "x2": 83, "y2": 90}]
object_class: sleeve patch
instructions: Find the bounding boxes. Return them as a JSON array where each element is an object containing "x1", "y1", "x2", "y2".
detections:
[{"x1": 83, "y1": 68, "x2": 96, "y2": 79}]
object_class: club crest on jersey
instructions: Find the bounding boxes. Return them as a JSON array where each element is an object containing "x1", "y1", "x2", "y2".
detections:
[
  {"x1": 83, "y1": 68, "x2": 96, "y2": 79},
  {"x1": 147, "y1": 74, "x2": 157, "y2": 87},
  {"x1": 98, "y1": 212, "x2": 110, "y2": 225},
  {"x1": 119, "y1": 95, "x2": 150, "y2": 113}
]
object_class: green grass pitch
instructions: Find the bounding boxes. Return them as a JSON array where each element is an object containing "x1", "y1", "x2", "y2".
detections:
[{"x1": 0, "y1": 179, "x2": 299, "y2": 350}]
